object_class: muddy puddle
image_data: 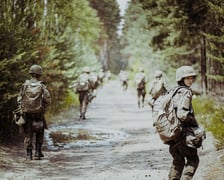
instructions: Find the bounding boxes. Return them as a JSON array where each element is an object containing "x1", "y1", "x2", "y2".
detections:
[{"x1": 45, "y1": 124, "x2": 128, "y2": 150}]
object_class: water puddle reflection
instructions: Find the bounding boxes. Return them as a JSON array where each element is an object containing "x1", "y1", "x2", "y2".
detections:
[{"x1": 45, "y1": 125, "x2": 128, "y2": 150}]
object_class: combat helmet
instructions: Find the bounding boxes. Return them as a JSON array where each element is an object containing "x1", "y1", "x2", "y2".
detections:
[
  {"x1": 154, "y1": 70, "x2": 163, "y2": 78},
  {"x1": 176, "y1": 66, "x2": 196, "y2": 82},
  {"x1": 82, "y1": 66, "x2": 90, "y2": 73},
  {"x1": 29, "y1": 64, "x2": 43, "y2": 75},
  {"x1": 139, "y1": 67, "x2": 144, "y2": 72}
]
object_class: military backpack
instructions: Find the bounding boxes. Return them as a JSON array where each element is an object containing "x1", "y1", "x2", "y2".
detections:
[
  {"x1": 76, "y1": 74, "x2": 90, "y2": 92},
  {"x1": 153, "y1": 86, "x2": 185, "y2": 144},
  {"x1": 135, "y1": 73, "x2": 145, "y2": 89},
  {"x1": 21, "y1": 80, "x2": 44, "y2": 113}
]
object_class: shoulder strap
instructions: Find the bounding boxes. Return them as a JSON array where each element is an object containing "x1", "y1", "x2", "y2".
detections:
[
  {"x1": 171, "y1": 86, "x2": 188, "y2": 98},
  {"x1": 22, "y1": 80, "x2": 44, "y2": 95},
  {"x1": 21, "y1": 80, "x2": 30, "y2": 95}
]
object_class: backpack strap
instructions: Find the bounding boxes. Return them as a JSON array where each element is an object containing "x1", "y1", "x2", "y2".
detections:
[
  {"x1": 171, "y1": 86, "x2": 189, "y2": 98},
  {"x1": 21, "y1": 80, "x2": 30, "y2": 98},
  {"x1": 22, "y1": 80, "x2": 44, "y2": 96}
]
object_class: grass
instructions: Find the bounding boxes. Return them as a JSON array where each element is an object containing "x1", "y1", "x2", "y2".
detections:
[{"x1": 193, "y1": 96, "x2": 224, "y2": 150}]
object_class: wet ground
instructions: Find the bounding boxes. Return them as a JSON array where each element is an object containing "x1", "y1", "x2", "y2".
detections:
[{"x1": 0, "y1": 79, "x2": 224, "y2": 180}]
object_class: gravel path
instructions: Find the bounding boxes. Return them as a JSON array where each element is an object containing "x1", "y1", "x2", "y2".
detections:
[{"x1": 0, "y1": 79, "x2": 223, "y2": 180}]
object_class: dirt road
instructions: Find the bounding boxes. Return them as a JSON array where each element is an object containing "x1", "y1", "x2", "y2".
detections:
[{"x1": 0, "y1": 79, "x2": 223, "y2": 180}]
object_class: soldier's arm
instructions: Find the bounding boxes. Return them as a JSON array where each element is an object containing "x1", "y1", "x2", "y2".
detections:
[
  {"x1": 176, "y1": 89, "x2": 198, "y2": 126},
  {"x1": 17, "y1": 83, "x2": 26, "y2": 106},
  {"x1": 163, "y1": 79, "x2": 169, "y2": 92},
  {"x1": 42, "y1": 86, "x2": 51, "y2": 110},
  {"x1": 148, "y1": 80, "x2": 155, "y2": 94}
]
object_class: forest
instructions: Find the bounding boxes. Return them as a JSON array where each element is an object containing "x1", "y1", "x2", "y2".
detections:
[{"x1": 0, "y1": 0, "x2": 223, "y2": 142}]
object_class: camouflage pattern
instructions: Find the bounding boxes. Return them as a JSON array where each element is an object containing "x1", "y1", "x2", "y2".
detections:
[
  {"x1": 78, "y1": 91, "x2": 89, "y2": 120},
  {"x1": 135, "y1": 71, "x2": 147, "y2": 108},
  {"x1": 29, "y1": 64, "x2": 43, "y2": 75},
  {"x1": 18, "y1": 78, "x2": 51, "y2": 111},
  {"x1": 168, "y1": 141, "x2": 199, "y2": 180},
  {"x1": 89, "y1": 71, "x2": 100, "y2": 90},
  {"x1": 98, "y1": 69, "x2": 105, "y2": 87},
  {"x1": 118, "y1": 70, "x2": 129, "y2": 91},
  {"x1": 176, "y1": 66, "x2": 197, "y2": 82},
  {"x1": 168, "y1": 80, "x2": 199, "y2": 179},
  {"x1": 148, "y1": 70, "x2": 167, "y2": 105},
  {"x1": 137, "y1": 88, "x2": 146, "y2": 108},
  {"x1": 82, "y1": 66, "x2": 91, "y2": 73},
  {"x1": 17, "y1": 65, "x2": 51, "y2": 160},
  {"x1": 76, "y1": 70, "x2": 91, "y2": 120},
  {"x1": 23, "y1": 113, "x2": 45, "y2": 154}
]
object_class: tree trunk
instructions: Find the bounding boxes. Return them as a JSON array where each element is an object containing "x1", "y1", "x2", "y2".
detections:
[
  {"x1": 200, "y1": 36, "x2": 207, "y2": 94},
  {"x1": 100, "y1": 40, "x2": 108, "y2": 70}
]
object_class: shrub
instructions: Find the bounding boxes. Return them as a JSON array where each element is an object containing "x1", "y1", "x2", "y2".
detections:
[{"x1": 193, "y1": 96, "x2": 224, "y2": 149}]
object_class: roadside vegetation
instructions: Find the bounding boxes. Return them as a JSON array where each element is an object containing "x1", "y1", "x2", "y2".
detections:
[
  {"x1": 0, "y1": 0, "x2": 223, "y2": 143},
  {"x1": 193, "y1": 96, "x2": 224, "y2": 150},
  {"x1": 0, "y1": 0, "x2": 120, "y2": 142}
]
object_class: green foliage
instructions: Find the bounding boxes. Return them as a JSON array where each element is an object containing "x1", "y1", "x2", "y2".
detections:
[
  {"x1": 0, "y1": 0, "x2": 102, "y2": 142},
  {"x1": 136, "y1": 0, "x2": 224, "y2": 95},
  {"x1": 121, "y1": 1, "x2": 154, "y2": 72},
  {"x1": 65, "y1": 90, "x2": 79, "y2": 108},
  {"x1": 193, "y1": 96, "x2": 215, "y2": 114},
  {"x1": 89, "y1": 0, "x2": 120, "y2": 39},
  {"x1": 89, "y1": 0, "x2": 121, "y2": 71},
  {"x1": 193, "y1": 96, "x2": 224, "y2": 149}
]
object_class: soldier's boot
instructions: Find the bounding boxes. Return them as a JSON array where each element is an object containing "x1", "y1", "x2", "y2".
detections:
[
  {"x1": 35, "y1": 146, "x2": 44, "y2": 157},
  {"x1": 88, "y1": 94, "x2": 94, "y2": 103},
  {"x1": 34, "y1": 144, "x2": 43, "y2": 160},
  {"x1": 142, "y1": 100, "x2": 144, "y2": 108},
  {"x1": 80, "y1": 113, "x2": 86, "y2": 120},
  {"x1": 79, "y1": 113, "x2": 83, "y2": 120},
  {"x1": 35, "y1": 151, "x2": 44, "y2": 158},
  {"x1": 138, "y1": 102, "x2": 140, "y2": 108},
  {"x1": 26, "y1": 148, "x2": 33, "y2": 160},
  {"x1": 82, "y1": 113, "x2": 86, "y2": 120}
]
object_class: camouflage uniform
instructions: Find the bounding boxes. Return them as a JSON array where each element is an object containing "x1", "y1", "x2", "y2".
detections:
[
  {"x1": 135, "y1": 68, "x2": 147, "y2": 108},
  {"x1": 17, "y1": 65, "x2": 51, "y2": 160},
  {"x1": 148, "y1": 70, "x2": 167, "y2": 107},
  {"x1": 98, "y1": 69, "x2": 105, "y2": 87},
  {"x1": 88, "y1": 70, "x2": 100, "y2": 102},
  {"x1": 118, "y1": 70, "x2": 129, "y2": 91},
  {"x1": 168, "y1": 66, "x2": 199, "y2": 180},
  {"x1": 76, "y1": 67, "x2": 91, "y2": 120}
]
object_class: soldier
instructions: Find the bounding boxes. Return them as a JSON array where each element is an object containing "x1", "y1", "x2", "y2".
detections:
[
  {"x1": 168, "y1": 66, "x2": 200, "y2": 180},
  {"x1": 148, "y1": 70, "x2": 168, "y2": 108},
  {"x1": 118, "y1": 70, "x2": 129, "y2": 91},
  {"x1": 88, "y1": 68, "x2": 100, "y2": 102},
  {"x1": 106, "y1": 70, "x2": 112, "y2": 80},
  {"x1": 98, "y1": 68, "x2": 105, "y2": 87},
  {"x1": 17, "y1": 64, "x2": 51, "y2": 160},
  {"x1": 134, "y1": 67, "x2": 147, "y2": 108},
  {"x1": 75, "y1": 66, "x2": 91, "y2": 120}
]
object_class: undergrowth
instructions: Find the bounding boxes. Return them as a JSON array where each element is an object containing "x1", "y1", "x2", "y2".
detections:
[
  {"x1": 193, "y1": 96, "x2": 224, "y2": 150},
  {"x1": 46, "y1": 90, "x2": 79, "y2": 124}
]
